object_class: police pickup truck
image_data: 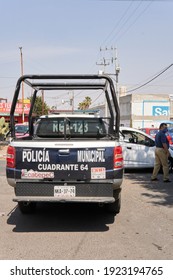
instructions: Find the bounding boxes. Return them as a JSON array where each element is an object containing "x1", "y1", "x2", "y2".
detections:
[{"x1": 6, "y1": 74, "x2": 124, "y2": 214}]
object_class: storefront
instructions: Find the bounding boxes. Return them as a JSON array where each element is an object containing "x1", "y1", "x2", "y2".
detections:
[{"x1": 0, "y1": 101, "x2": 30, "y2": 123}]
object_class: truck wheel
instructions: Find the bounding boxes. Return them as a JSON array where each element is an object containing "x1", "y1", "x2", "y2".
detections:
[
  {"x1": 105, "y1": 196, "x2": 121, "y2": 215},
  {"x1": 18, "y1": 201, "x2": 36, "y2": 214}
]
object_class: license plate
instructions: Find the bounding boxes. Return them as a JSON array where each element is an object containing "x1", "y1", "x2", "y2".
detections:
[{"x1": 54, "y1": 186, "x2": 76, "y2": 197}]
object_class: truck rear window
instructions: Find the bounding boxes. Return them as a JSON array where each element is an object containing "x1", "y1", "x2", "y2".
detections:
[{"x1": 34, "y1": 118, "x2": 107, "y2": 138}]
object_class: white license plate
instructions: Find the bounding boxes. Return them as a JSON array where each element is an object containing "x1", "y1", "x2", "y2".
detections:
[{"x1": 54, "y1": 186, "x2": 76, "y2": 197}]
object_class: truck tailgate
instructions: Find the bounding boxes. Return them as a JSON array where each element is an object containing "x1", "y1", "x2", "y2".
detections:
[{"x1": 14, "y1": 144, "x2": 115, "y2": 181}]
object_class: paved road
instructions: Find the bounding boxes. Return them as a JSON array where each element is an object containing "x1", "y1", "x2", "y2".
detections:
[{"x1": 0, "y1": 159, "x2": 173, "y2": 260}]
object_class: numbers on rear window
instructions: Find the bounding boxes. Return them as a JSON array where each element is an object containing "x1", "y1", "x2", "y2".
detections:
[{"x1": 35, "y1": 117, "x2": 107, "y2": 138}]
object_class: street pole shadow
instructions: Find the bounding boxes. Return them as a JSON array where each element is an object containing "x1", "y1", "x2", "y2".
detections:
[{"x1": 7, "y1": 202, "x2": 116, "y2": 233}]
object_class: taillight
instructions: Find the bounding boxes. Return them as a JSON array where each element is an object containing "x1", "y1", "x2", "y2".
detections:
[
  {"x1": 114, "y1": 146, "x2": 123, "y2": 169},
  {"x1": 6, "y1": 146, "x2": 16, "y2": 168}
]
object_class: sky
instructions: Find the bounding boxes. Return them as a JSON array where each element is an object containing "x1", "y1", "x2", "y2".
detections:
[{"x1": 0, "y1": 0, "x2": 173, "y2": 109}]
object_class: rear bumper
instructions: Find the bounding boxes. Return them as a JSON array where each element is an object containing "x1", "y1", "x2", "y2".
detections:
[
  {"x1": 13, "y1": 181, "x2": 122, "y2": 204},
  {"x1": 13, "y1": 196, "x2": 115, "y2": 203}
]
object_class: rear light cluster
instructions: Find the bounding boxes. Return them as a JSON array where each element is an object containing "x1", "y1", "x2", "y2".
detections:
[
  {"x1": 6, "y1": 146, "x2": 16, "y2": 168},
  {"x1": 114, "y1": 146, "x2": 123, "y2": 169}
]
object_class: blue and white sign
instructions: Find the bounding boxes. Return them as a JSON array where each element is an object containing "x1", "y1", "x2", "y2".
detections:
[{"x1": 152, "y1": 106, "x2": 170, "y2": 116}]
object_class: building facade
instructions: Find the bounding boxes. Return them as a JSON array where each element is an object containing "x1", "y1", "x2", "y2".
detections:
[
  {"x1": 90, "y1": 93, "x2": 173, "y2": 128},
  {"x1": 0, "y1": 99, "x2": 30, "y2": 123},
  {"x1": 119, "y1": 93, "x2": 173, "y2": 128}
]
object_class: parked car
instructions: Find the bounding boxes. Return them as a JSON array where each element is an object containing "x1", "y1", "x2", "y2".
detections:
[
  {"x1": 141, "y1": 127, "x2": 173, "y2": 145},
  {"x1": 140, "y1": 127, "x2": 158, "y2": 138},
  {"x1": 15, "y1": 123, "x2": 29, "y2": 138},
  {"x1": 119, "y1": 126, "x2": 173, "y2": 171}
]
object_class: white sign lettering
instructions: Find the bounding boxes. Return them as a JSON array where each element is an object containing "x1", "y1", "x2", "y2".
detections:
[
  {"x1": 38, "y1": 163, "x2": 79, "y2": 171},
  {"x1": 154, "y1": 107, "x2": 169, "y2": 116},
  {"x1": 77, "y1": 150, "x2": 105, "y2": 162},
  {"x1": 152, "y1": 106, "x2": 170, "y2": 116},
  {"x1": 22, "y1": 150, "x2": 50, "y2": 162}
]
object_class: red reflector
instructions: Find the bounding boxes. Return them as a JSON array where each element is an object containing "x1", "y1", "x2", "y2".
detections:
[
  {"x1": 6, "y1": 146, "x2": 16, "y2": 168},
  {"x1": 114, "y1": 146, "x2": 123, "y2": 169}
]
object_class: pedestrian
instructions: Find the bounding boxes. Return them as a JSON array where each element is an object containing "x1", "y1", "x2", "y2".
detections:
[{"x1": 151, "y1": 122, "x2": 171, "y2": 183}]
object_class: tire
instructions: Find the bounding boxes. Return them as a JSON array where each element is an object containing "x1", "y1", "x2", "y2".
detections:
[
  {"x1": 105, "y1": 193, "x2": 121, "y2": 215},
  {"x1": 18, "y1": 201, "x2": 36, "y2": 214}
]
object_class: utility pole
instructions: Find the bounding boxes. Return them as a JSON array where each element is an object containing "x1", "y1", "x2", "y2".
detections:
[
  {"x1": 96, "y1": 46, "x2": 120, "y2": 115},
  {"x1": 96, "y1": 47, "x2": 110, "y2": 73},
  {"x1": 111, "y1": 47, "x2": 120, "y2": 104},
  {"x1": 19, "y1": 47, "x2": 24, "y2": 123},
  {"x1": 96, "y1": 47, "x2": 111, "y2": 117},
  {"x1": 62, "y1": 91, "x2": 74, "y2": 112},
  {"x1": 97, "y1": 47, "x2": 120, "y2": 93},
  {"x1": 42, "y1": 90, "x2": 44, "y2": 115},
  {"x1": 69, "y1": 91, "x2": 74, "y2": 112}
]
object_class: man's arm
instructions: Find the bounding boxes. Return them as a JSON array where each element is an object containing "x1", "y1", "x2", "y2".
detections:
[{"x1": 162, "y1": 143, "x2": 170, "y2": 156}]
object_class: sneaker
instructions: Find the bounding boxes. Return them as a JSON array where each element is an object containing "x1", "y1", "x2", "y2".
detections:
[
  {"x1": 163, "y1": 179, "x2": 171, "y2": 183},
  {"x1": 151, "y1": 178, "x2": 159, "y2": 181}
]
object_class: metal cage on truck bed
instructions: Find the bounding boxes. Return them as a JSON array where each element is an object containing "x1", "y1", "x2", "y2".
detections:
[{"x1": 10, "y1": 74, "x2": 120, "y2": 139}]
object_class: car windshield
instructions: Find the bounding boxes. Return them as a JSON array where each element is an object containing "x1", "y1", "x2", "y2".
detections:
[{"x1": 15, "y1": 124, "x2": 29, "y2": 134}]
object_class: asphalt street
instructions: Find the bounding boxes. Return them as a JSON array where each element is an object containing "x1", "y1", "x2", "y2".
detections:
[{"x1": 0, "y1": 155, "x2": 173, "y2": 260}]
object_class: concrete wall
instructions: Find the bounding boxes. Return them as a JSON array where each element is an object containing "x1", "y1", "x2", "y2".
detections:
[
  {"x1": 91, "y1": 92, "x2": 173, "y2": 128},
  {"x1": 120, "y1": 93, "x2": 172, "y2": 128}
]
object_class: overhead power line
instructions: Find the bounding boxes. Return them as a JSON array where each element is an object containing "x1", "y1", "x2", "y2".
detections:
[
  {"x1": 100, "y1": 1, "x2": 134, "y2": 46},
  {"x1": 106, "y1": 1, "x2": 144, "y2": 45},
  {"x1": 114, "y1": 1, "x2": 152, "y2": 43},
  {"x1": 127, "y1": 64, "x2": 173, "y2": 93}
]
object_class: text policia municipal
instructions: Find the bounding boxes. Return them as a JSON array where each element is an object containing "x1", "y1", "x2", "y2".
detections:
[{"x1": 22, "y1": 149, "x2": 106, "y2": 163}]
